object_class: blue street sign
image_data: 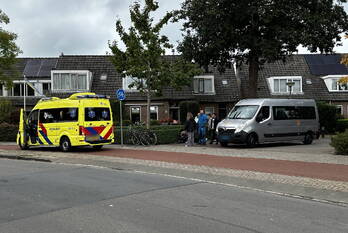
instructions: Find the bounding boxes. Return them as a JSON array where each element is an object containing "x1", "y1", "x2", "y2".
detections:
[{"x1": 116, "y1": 89, "x2": 126, "y2": 101}]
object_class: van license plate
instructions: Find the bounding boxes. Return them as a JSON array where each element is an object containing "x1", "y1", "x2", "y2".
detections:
[{"x1": 86, "y1": 135, "x2": 100, "y2": 141}]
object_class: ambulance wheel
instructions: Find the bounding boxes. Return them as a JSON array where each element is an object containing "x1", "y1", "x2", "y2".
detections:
[
  {"x1": 60, "y1": 136, "x2": 71, "y2": 152},
  {"x1": 92, "y1": 145, "x2": 103, "y2": 150},
  {"x1": 18, "y1": 137, "x2": 29, "y2": 150}
]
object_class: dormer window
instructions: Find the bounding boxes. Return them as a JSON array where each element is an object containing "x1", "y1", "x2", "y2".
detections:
[
  {"x1": 51, "y1": 70, "x2": 92, "y2": 92},
  {"x1": 267, "y1": 76, "x2": 303, "y2": 94},
  {"x1": 193, "y1": 75, "x2": 215, "y2": 94},
  {"x1": 321, "y1": 75, "x2": 348, "y2": 92}
]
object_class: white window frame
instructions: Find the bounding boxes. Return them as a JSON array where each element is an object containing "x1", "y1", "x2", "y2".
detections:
[
  {"x1": 267, "y1": 76, "x2": 303, "y2": 95},
  {"x1": 150, "y1": 106, "x2": 159, "y2": 120},
  {"x1": 321, "y1": 75, "x2": 348, "y2": 92},
  {"x1": 205, "y1": 107, "x2": 215, "y2": 115},
  {"x1": 130, "y1": 106, "x2": 141, "y2": 122},
  {"x1": 51, "y1": 70, "x2": 92, "y2": 92},
  {"x1": 336, "y1": 105, "x2": 344, "y2": 115},
  {"x1": 193, "y1": 75, "x2": 215, "y2": 95},
  {"x1": 123, "y1": 76, "x2": 147, "y2": 92}
]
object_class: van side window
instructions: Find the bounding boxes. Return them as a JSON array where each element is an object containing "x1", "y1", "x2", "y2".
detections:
[
  {"x1": 257, "y1": 106, "x2": 270, "y2": 121},
  {"x1": 273, "y1": 106, "x2": 316, "y2": 120},
  {"x1": 39, "y1": 109, "x2": 58, "y2": 123},
  {"x1": 85, "y1": 108, "x2": 111, "y2": 121},
  {"x1": 57, "y1": 108, "x2": 78, "y2": 122},
  {"x1": 39, "y1": 108, "x2": 79, "y2": 123}
]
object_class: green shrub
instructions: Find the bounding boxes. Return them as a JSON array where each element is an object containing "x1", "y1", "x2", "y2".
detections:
[
  {"x1": 0, "y1": 123, "x2": 18, "y2": 141},
  {"x1": 330, "y1": 130, "x2": 348, "y2": 155},
  {"x1": 179, "y1": 101, "x2": 199, "y2": 124},
  {"x1": 110, "y1": 100, "x2": 129, "y2": 122},
  {"x1": 336, "y1": 119, "x2": 348, "y2": 133},
  {"x1": 0, "y1": 100, "x2": 13, "y2": 123},
  {"x1": 317, "y1": 102, "x2": 338, "y2": 133},
  {"x1": 114, "y1": 125, "x2": 183, "y2": 145},
  {"x1": 150, "y1": 120, "x2": 161, "y2": 125}
]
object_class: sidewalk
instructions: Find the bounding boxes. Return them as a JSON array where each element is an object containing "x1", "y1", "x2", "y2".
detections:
[{"x1": 0, "y1": 140, "x2": 348, "y2": 204}]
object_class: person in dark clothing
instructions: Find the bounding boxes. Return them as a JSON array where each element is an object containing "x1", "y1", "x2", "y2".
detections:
[
  {"x1": 184, "y1": 112, "x2": 196, "y2": 147},
  {"x1": 208, "y1": 113, "x2": 219, "y2": 144}
]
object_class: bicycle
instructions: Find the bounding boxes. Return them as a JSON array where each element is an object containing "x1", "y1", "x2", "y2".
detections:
[{"x1": 127, "y1": 125, "x2": 157, "y2": 146}]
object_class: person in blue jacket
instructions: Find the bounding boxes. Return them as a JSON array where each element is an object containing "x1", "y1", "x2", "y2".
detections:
[{"x1": 197, "y1": 109, "x2": 208, "y2": 145}]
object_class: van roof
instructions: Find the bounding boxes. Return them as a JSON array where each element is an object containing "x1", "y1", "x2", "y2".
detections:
[{"x1": 236, "y1": 98, "x2": 316, "y2": 106}]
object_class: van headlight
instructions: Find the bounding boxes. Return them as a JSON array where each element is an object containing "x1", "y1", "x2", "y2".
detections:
[{"x1": 235, "y1": 124, "x2": 246, "y2": 133}]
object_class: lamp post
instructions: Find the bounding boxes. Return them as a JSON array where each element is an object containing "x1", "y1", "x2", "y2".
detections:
[{"x1": 286, "y1": 81, "x2": 295, "y2": 96}]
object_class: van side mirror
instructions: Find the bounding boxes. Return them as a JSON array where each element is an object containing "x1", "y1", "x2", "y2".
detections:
[{"x1": 256, "y1": 115, "x2": 263, "y2": 123}]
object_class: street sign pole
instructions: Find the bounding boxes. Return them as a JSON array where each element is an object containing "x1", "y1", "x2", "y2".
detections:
[
  {"x1": 116, "y1": 89, "x2": 126, "y2": 146},
  {"x1": 120, "y1": 100, "x2": 123, "y2": 146}
]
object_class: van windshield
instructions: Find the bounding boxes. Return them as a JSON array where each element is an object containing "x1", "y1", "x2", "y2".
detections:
[
  {"x1": 85, "y1": 108, "x2": 111, "y2": 121},
  {"x1": 228, "y1": 105, "x2": 259, "y2": 119}
]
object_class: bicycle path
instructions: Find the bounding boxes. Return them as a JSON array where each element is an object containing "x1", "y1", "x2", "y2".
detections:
[{"x1": 1, "y1": 144, "x2": 347, "y2": 183}]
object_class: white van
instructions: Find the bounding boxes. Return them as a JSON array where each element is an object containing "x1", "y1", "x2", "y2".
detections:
[{"x1": 217, "y1": 99, "x2": 319, "y2": 147}]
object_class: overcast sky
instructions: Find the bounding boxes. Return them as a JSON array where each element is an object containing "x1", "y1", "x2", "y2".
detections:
[{"x1": 2, "y1": 0, "x2": 348, "y2": 57}]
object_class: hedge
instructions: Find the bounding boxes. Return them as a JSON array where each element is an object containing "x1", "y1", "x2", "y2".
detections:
[
  {"x1": 317, "y1": 102, "x2": 339, "y2": 133},
  {"x1": 0, "y1": 123, "x2": 18, "y2": 142},
  {"x1": 114, "y1": 125, "x2": 183, "y2": 145},
  {"x1": 336, "y1": 119, "x2": 348, "y2": 133},
  {"x1": 330, "y1": 130, "x2": 348, "y2": 155}
]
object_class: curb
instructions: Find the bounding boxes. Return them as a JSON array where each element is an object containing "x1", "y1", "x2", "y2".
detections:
[{"x1": 0, "y1": 154, "x2": 51, "y2": 163}]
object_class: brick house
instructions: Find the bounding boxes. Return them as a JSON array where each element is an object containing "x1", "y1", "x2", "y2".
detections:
[
  {"x1": 0, "y1": 57, "x2": 57, "y2": 106},
  {"x1": 3, "y1": 53, "x2": 348, "y2": 120},
  {"x1": 52, "y1": 55, "x2": 240, "y2": 123},
  {"x1": 238, "y1": 54, "x2": 348, "y2": 118}
]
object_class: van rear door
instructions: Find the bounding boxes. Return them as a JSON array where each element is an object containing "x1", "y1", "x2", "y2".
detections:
[{"x1": 83, "y1": 106, "x2": 113, "y2": 143}]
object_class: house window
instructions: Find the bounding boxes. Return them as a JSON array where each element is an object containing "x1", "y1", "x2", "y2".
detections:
[
  {"x1": 269, "y1": 76, "x2": 302, "y2": 94},
  {"x1": 193, "y1": 75, "x2": 215, "y2": 94},
  {"x1": 43, "y1": 83, "x2": 51, "y2": 95},
  {"x1": 336, "y1": 105, "x2": 343, "y2": 116},
  {"x1": 205, "y1": 107, "x2": 214, "y2": 115},
  {"x1": 123, "y1": 76, "x2": 146, "y2": 92},
  {"x1": 150, "y1": 106, "x2": 158, "y2": 120},
  {"x1": 8, "y1": 83, "x2": 35, "y2": 97},
  {"x1": 51, "y1": 71, "x2": 90, "y2": 92},
  {"x1": 0, "y1": 84, "x2": 3, "y2": 96},
  {"x1": 322, "y1": 75, "x2": 348, "y2": 92},
  {"x1": 130, "y1": 107, "x2": 141, "y2": 123}
]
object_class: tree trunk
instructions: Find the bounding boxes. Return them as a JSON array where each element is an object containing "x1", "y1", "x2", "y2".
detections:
[
  {"x1": 146, "y1": 90, "x2": 151, "y2": 129},
  {"x1": 248, "y1": 55, "x2": 259, "y2": 98}
]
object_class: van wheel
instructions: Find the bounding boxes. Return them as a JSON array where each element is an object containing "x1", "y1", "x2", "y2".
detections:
[
  {"x1": 220, "y1": 142, "x2": 228, "y2": 147},
  {"x1": 303, "y1": 133, "x2": 313, "y2": 145},
  {"x1": 60, "y1": 137, "x2": 71, "y2": 152},
  {"x1": 18, "y1": 137, "x2": 29, "y2": 150},
  {"x1": 246, "y1": 134, "x2": 258, "y2": 148},
  {"x1": 92, "y1": 145, "x2": 103, "y2": 150}
]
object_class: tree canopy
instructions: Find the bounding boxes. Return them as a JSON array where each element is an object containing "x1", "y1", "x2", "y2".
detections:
[
  {"x1": 178, "y1": 0, "x2": 348, "y2": 97},
  {"x1": 0, "y1": 10, "x2": 21, "y2": 85},
  {"x1": 109, "y1": 0, "x2": 200, "y2": 128}
]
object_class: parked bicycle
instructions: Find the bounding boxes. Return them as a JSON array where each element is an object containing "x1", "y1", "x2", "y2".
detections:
[{"x1": 127, "y1": 125, "x2": 157, "y2": 146}]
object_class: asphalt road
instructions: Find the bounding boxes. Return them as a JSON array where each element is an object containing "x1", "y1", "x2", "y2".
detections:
[{"x1": 0, "y1": 159, "x2": 347, "y2": 233}]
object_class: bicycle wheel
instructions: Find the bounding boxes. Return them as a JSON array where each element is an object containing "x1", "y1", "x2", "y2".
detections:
[
  {"x1": 147, "y1": 131, "x2": 157, "y2": 145},
  {"x1": 130, "y1": 132, "x2": 141, "y2": 145}
]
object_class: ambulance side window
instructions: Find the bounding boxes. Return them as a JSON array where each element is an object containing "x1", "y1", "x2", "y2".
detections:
[
  {"x1": 39, "y1": 109, "x2": 58, "y2": 123},
  {"x1": 57, "y1": 108, "x2": 78, "y2": 122}
]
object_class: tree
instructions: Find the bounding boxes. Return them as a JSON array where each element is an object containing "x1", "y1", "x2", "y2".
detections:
[
  {"x1": 178, "y1": 0, "x2": 348, "y2": 98},
  {"x1": 0, "y1": 10, "x2": 21, "y2": 86},
  {"x1": 109, "y1": 0, "x2": 201, "y2": 129}
]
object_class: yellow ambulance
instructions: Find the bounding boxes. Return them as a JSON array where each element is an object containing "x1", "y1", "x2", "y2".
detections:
[{"x1": 17, "y1": 92, "x2": 114, "y2": 152}]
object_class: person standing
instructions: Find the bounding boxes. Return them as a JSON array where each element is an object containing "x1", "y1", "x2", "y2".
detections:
[
  {"x1": 209, "y1": 113, "x2": 219, "y2": 144},
  {"x1": 197, "y1": 109, "x2": 208, "y2": 145},
  {"x1": 184, "y1": 112, "x2": 196, "y2": 147}
]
